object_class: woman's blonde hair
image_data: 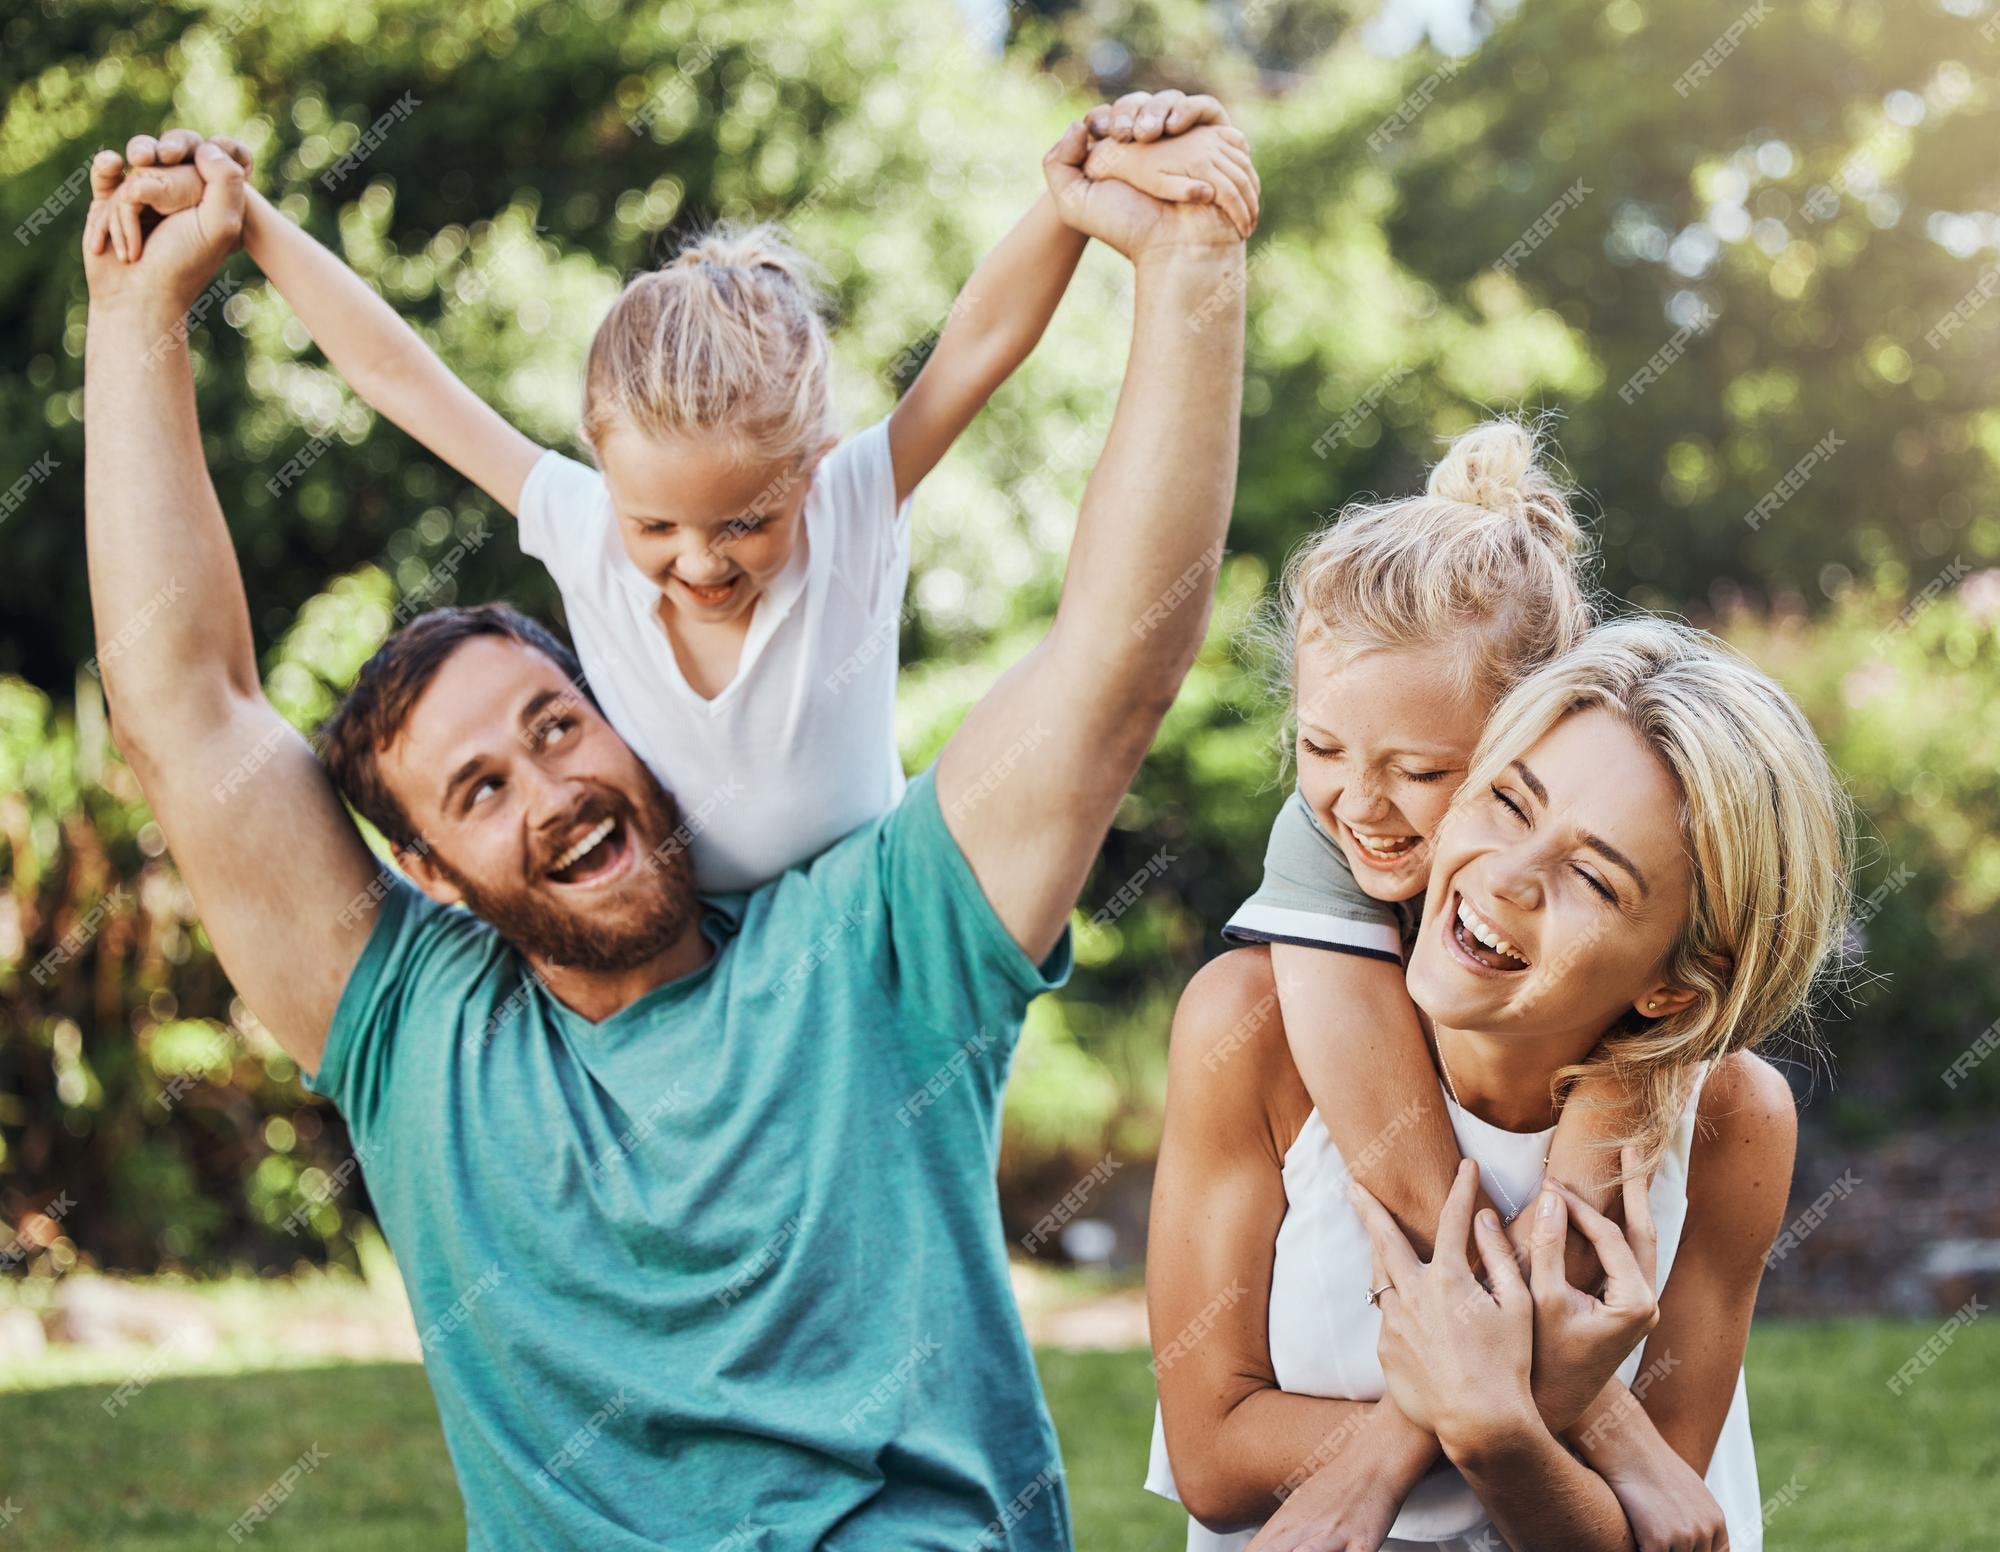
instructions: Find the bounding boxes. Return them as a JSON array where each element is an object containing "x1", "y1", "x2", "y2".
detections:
[
  {"x1": 1263, "y1": 418, "x2": 1596, "y2": 723},
  {"x1": 1452, "y1": 617, "x2": 1854, "y2": 1172},
  {"x1": 581, "y1": 222, "x2": 835, "y2": 467}
]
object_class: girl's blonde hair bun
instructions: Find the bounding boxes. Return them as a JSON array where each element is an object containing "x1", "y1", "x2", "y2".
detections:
[
  {"x1": 1425, "y1": 417, "x2": 1585, "y2": 559},
  {"x1": 582, "y1": 221, "x2": 834, "y2": 466},
  {"x1": 668, "y1": 222, "x2": 822, "y2": 290},
  {"x1": 1260, "y1": 415, "x2": 1598, "y2": 718}
]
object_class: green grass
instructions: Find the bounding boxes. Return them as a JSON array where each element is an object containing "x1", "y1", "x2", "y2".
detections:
[
  {"x1": 1038, "y1": 1347, "x2": 1186, "y2": 1550},
  {"x1": 1731, "y1": 1320, "x2": 1996, "y2": 1548},
  {"x1": 0, "y1": 1323, "x2": 1992, "y2": 1548},
  {"x1": 0, "y1": 1361, "x2": 462, "y2": 1550}
]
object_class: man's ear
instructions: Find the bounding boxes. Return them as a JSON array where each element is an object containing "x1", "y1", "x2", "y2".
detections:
[{"x1": 396, "y1": 838, "x2": 462, "y2": 907}]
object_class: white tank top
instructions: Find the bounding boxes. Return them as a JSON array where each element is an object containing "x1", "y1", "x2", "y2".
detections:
[{"x1": 1145, "y1": 1062, "x2": 1765, "y2": 1549}]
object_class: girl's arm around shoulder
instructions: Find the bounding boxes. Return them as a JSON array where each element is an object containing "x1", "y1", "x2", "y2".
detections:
[{"x1": 1272, "y1": 942, "x2": 1472, "y2": 1258}]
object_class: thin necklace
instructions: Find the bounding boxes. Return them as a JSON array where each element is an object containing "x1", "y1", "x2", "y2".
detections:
[{"x1": 1432, "y1": 1029, "x2": 1552, "y2": 1224}]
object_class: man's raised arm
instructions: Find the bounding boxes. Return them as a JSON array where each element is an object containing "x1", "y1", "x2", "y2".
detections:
[
  {"x1": 934, "y1": 120, "x2": 1248, "y2": 960},
  {"x1": 82, "y1": 143, "x2": 381, "y2": 1071}
]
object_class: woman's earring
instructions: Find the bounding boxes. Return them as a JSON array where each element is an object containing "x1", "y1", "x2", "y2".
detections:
[{"x1": 1646, "y1": 999, "x2": 1659, "y2": 1013}]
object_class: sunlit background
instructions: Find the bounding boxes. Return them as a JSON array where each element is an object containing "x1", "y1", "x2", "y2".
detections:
[{"x1": 3, "y1": 0, "x2": 1997, "y2": 1545}]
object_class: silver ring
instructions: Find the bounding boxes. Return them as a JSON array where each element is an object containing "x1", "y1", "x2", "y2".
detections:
[{"x1": 1365, "y1": 1283, "x2": 1393, "y2": 1307}]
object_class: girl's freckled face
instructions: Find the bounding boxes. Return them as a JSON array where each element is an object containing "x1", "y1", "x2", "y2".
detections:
[
  {"x1": 1291, "y1": 632, "x2": 1490, "y2": 904},
  {"x1": 595, "y1": 427, "x2": 812, "y2": 622}
]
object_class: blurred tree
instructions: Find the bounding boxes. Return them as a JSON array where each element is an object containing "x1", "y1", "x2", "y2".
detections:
[{"x1": 1374, "y1": 0, "x2": 2000, "y2": 610}]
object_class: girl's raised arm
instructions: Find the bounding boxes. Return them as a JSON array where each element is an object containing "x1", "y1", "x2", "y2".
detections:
[
  {"x1": 885, "y1": 89, "x2": 1257, "y2": 506},
  {"x1": 239, "y1": 186, "x2": 544, "y2": 515},
  {"x1": 111, "y1": 128, "x2": 546, "y2": 517}
]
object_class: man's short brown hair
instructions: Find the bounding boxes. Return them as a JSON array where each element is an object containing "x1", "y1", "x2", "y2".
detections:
[{"x1": 318, "y1": 604, "x2": 589, "y2": 851}]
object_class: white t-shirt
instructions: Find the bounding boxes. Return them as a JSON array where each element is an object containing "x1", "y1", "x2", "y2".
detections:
[{"x1": 515, "y1": 418, "x2": 913, "y2": 892}]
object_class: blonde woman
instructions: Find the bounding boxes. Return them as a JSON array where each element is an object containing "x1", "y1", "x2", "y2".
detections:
[{"x1": 1146, "y1": 616, "x2": 1850, "y2": 1549}]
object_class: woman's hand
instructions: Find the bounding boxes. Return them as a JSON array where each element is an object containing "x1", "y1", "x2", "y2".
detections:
[
  {"x1": 1243, "y1": 1401, "x2": 1434, "y2": 1552},
  {"x1": 1598, "y1": 1430, "x2": 1733, "y2": 1552},
  {"x1": 1526, "y1": 1146, "x2": 1662, "y2": 1434},
  {"x1": 1348, "y1": 1159, "x2": 1540, "y2": 1459}
]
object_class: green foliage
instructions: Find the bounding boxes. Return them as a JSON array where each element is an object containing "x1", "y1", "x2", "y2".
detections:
[
  {"x1": 0, "y1": 676, "x2": 371, "y2": 1272},
  {"x1": 1724, "y1": 574, "x2": 2000, "y2": 1113},
  {"x1": 1370, "y1": 0, "x2": 2000, "y2": 611},
  {"x1": 3, "y1": 0, "x2": 1996, "y2": 1273}
]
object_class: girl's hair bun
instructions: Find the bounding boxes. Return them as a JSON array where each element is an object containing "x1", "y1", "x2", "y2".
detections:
[
  {"x1": 669, "y1": 221, "x2": 819, "y2": 295},
  {"x1": 1425, "y1": 418, "x2": 1583, "y2": 556},
  {"x1": 1256, "y1": 413, "x2": 1597, "y2": 721},
  {"x1": 581, "y1": 220, "x2": 834, "y2": 463}
]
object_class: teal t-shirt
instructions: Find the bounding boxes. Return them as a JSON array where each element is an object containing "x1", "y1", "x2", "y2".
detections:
[{"x1": 308, "y1": 766, "x2": 1074, "y2": 1550}]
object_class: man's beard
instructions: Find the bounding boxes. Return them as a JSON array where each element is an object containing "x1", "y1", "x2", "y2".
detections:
[{"x1": 435, "y1": 770, "x2": 700, "y2": 973}]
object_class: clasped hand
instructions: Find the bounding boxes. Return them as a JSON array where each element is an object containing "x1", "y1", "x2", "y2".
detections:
[{"x1": 1350, "y1": 1146, "x2": 1662, "y2": 1458}]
